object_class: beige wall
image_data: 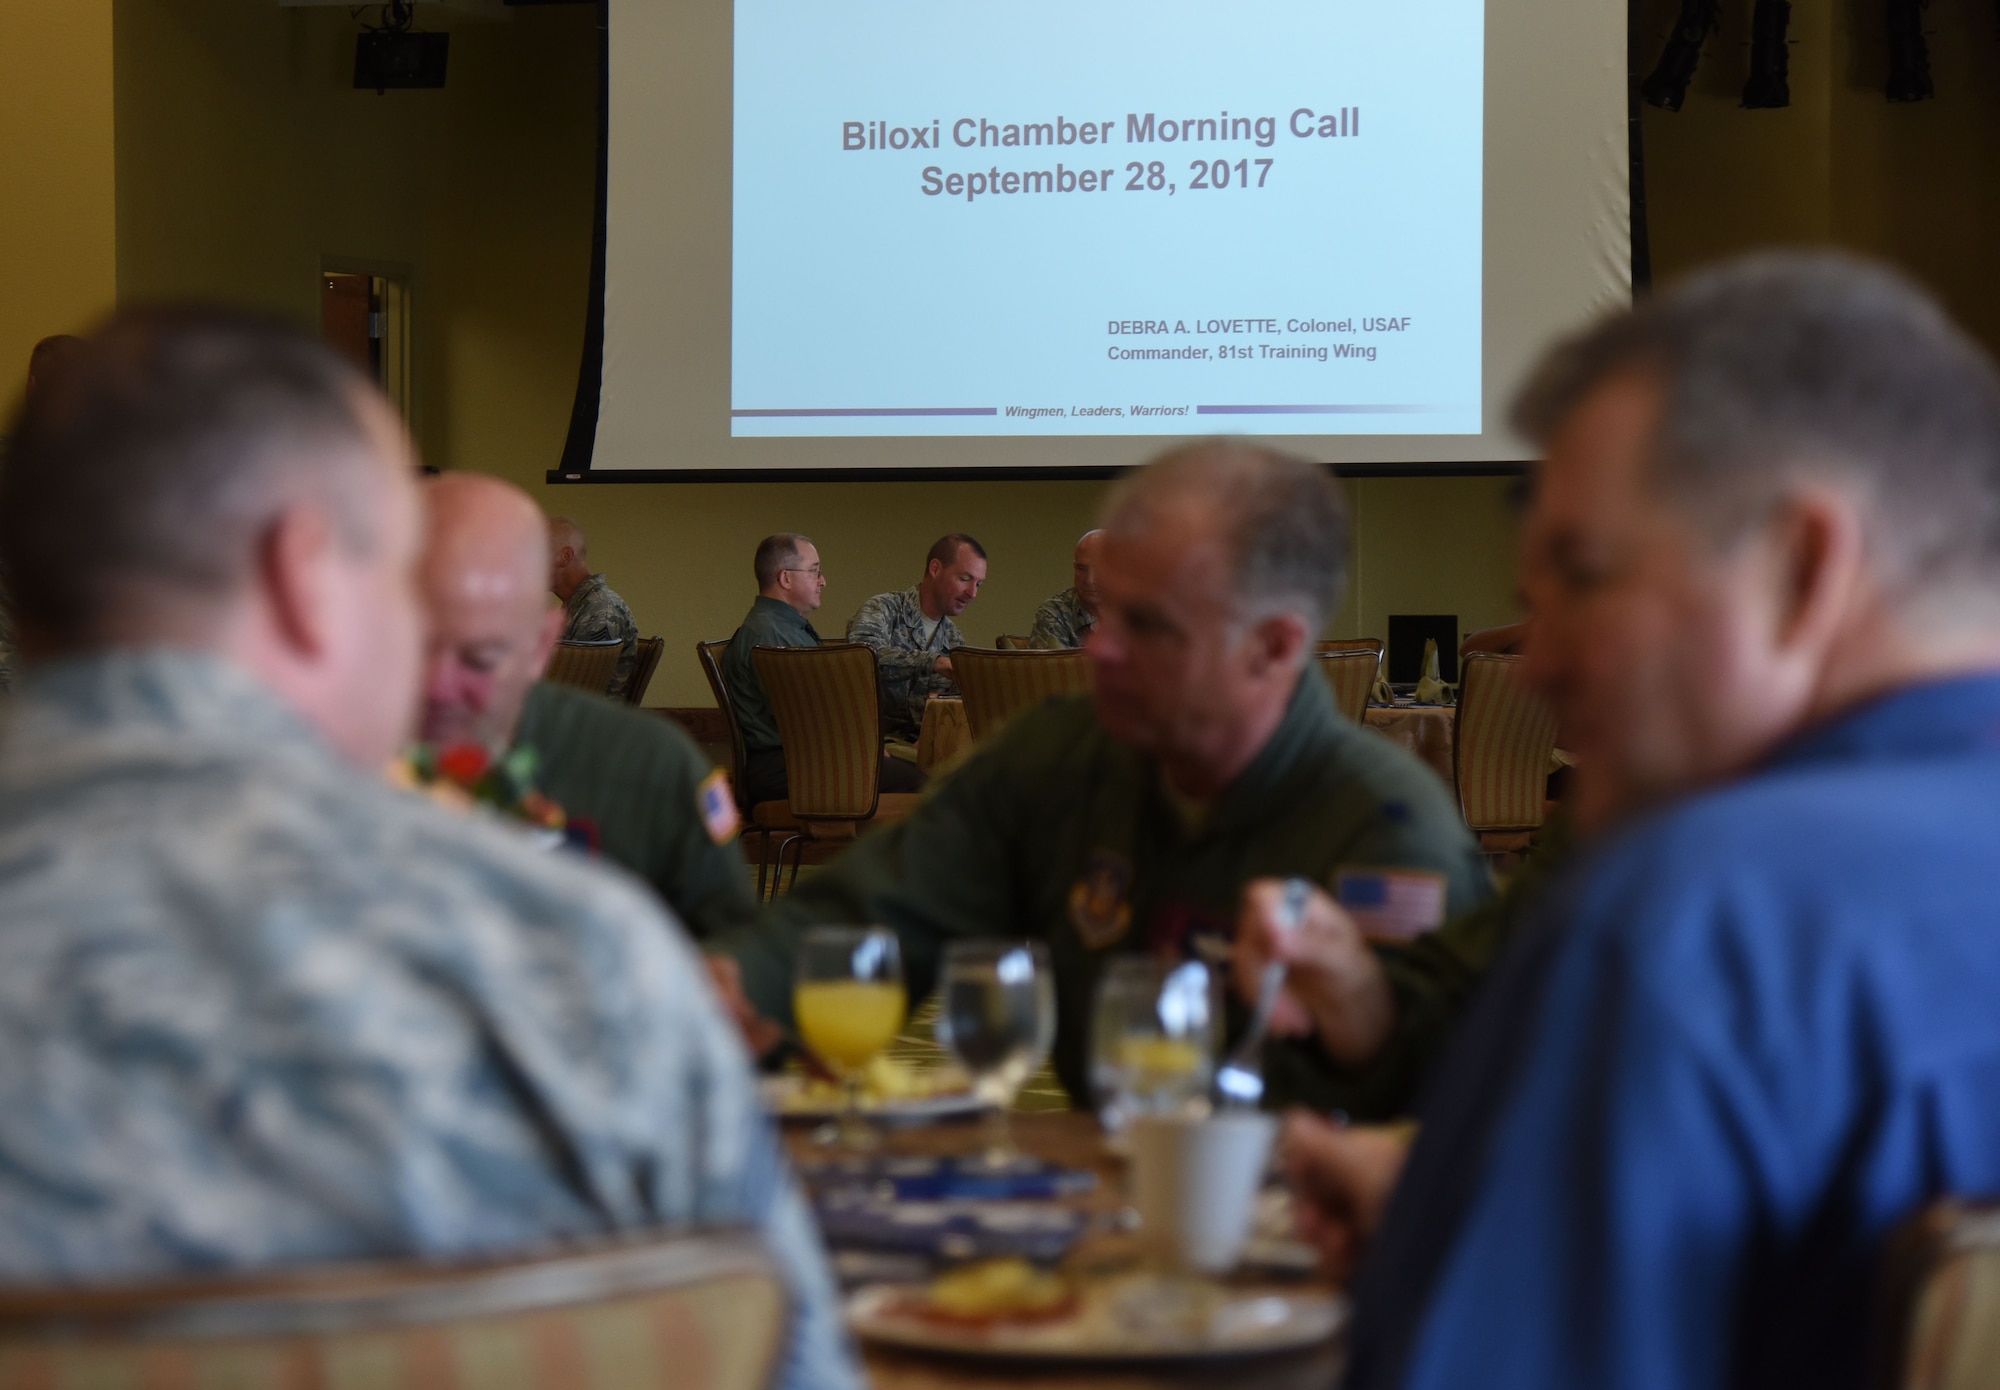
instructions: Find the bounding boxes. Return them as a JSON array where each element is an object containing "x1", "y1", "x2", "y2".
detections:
[
  {"x1": 27, "y1": 5, "x2": 1991, "y2": 705},
  {"x1": 0, "y1": 0, "x2": 117, "y2": 414}
]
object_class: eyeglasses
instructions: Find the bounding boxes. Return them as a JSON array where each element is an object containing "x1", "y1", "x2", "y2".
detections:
[{"x1": 782, "y1": 567, "x2": 824, "y2": 579}]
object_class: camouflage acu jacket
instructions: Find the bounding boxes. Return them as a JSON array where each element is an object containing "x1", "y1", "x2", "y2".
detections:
[
  {"x1": 846, "y1": 586, "x2": 963, "y2": 742},
  {"x1": 0, "y1": 650, "x2": 857, "y2": 1390},
  {"x1": 562, "y1": 572, "x2": 641, "y2": 699},
  {"x1": 1028, "y1": 588, "x2": 1096, "y2": 650}
]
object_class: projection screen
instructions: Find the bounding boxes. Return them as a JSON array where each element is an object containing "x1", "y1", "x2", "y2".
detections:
[{"x1": 574, "y1": 1, "x2": 1629, "y2": 478}]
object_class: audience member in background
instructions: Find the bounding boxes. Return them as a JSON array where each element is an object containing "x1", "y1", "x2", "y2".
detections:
[
  {"x1": 23, "y1": 333, "x2": 81, "y2": 405},
  {"x1": 709, "y1": 446, "x2": 1487, "y2": 1108},
  {"x1": 0, "y1": 309, "x2": 855, "y2": 1390},
  {"x1": 0, "y1": 335, "x2": 83, "y2": 694},
  {"x1": 724, "y1": 533, "x2": 923, "y2": 806},
  {"x1": 847, "y1": 533, "x2": 987, "y2": 742},
  {"x1": 1291, "y1": 254, "x2": 2000, "y2": 1390},
  {"x1": 548, "y1": 514, "x2": 640, "y2": 699},
  {"x1": 1028, "y1": 529, "x2": 1106, "y2": 649},
  {"x1": 422, "y1": 473, "x2": 758, "y2": 939}
]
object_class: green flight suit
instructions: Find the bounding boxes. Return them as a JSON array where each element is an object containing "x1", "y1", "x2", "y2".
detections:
[
  {"x1": 1294, "y1": 813, "x2": 1576, "y2": 1120},
  {"x1": 712, "y1": 672, "x2": 1491, "y2": 1109},
  {"x1": 517, "y1": 681, "x2": 757, "y2": 940}
]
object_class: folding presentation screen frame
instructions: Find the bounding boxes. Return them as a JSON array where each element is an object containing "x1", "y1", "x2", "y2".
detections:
[{"x1": 565, "y1": 1, "x2": 1629, "y2": 481}]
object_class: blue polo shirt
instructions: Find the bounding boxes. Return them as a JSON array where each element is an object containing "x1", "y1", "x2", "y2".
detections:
[{"x1": 1347, "y1": 674, "x2": 2000, "y2": 1390}]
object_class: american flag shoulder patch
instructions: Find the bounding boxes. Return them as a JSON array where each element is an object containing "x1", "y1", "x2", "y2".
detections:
[
  {"x1": 1334, "y1": 867, "x2": 1448, "y2": 942},
  {"x1": 697, "y1": 768, "x2": 742, "y2": 846}
]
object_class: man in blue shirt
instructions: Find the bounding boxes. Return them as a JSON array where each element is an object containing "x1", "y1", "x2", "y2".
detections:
[{"x1": 1283, "y1": 253, "x2": 2000, "y2": 1389}]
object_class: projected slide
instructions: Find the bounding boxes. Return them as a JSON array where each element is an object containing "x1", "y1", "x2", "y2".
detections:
[{"x1": 728, "y1": 1, "x2": 1484, "y2": 439}]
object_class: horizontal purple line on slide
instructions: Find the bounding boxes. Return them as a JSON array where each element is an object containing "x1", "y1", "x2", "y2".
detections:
[
  {"x1": 1196, "y1": 404, "x2": 1443, "y2": 415},
  {"x1": 732, "y1": 407, "x2": 999, "y2": 418}
]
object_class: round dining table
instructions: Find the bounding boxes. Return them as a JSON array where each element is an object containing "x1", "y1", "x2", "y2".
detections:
[
  {"x1": 1362, "y1": 703, "x2": 1456, "y2": 788},
  {"x1": 784, "y1": 1111, "x2": 1345, "y2": 1390}
]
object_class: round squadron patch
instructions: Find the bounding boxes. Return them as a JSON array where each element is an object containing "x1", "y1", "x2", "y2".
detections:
[{"x1": 1068, "y1": 850, "x2": 1133, "y2": 950}]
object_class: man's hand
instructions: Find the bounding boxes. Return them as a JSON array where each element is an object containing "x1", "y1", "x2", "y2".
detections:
[
  {"x1": 706, "y1": 953, "x2": 786, "y2": 1060},
  {"x1": 1235, "y1": 879, "x2": 1398, "y2": 1067},
  {"x1": 1281, "y1": 1112, "x2": 1412, "y2": 1282},
  {"x1": 932, "y1": 654, "x2": 955, "y2": 680}
]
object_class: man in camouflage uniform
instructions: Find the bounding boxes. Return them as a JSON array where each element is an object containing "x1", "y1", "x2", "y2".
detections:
[
  {"x1": 846, "y1": 533, "x2": 987, "y2": 742},
  {"x1": 0, "y1": 309, "x2": 856, "y2": 1390},
  {"x1": 712, "y1": 447, "x2": 1489, "y2": 1111},
  {"x1": 1028, "y1": 529, "x2": 1105, "y2": 649},
  {"x1": 420, "y1": 473, "x2": 758, "y2": 939},
  {"x1": 549, "y1": 515, "x2": 641, "y2": 699}
]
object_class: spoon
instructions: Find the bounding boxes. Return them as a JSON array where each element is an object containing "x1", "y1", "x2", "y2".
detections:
[{"x1": 1215, "y1": 877, "x2": 1311, "y2": 1110}]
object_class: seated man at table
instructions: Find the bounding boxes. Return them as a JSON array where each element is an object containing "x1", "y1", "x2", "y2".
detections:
[
  {"x1": 725, "y1": 532, "x2": 923, "y2": 806},
  {"x1": 548, "y1": 514, "x2": 640, "y2": 699},
  {"x1": 421, "y1": 472, "x2": 758, "y2": 939},
  {"x1": 1286, "y1": 254, "x2": 2000, "y2": 1390},
  {"x1": 847, "y1": 533, "x2": 986, "y2": 742},
  {"x1": 709, "y1": 444, "x2": 1490, "y2": 1109},
  {"x1": 1028, "y1": 529, "x2": 1105, "y2": 649},
  {"x1": 0, "y1": 308, "x2": 855, "y2": 1390}
]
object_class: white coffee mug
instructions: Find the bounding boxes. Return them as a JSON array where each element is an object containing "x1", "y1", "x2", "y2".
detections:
[{"x1": 1127, "y1": 1110, "x2": 1276, "y2": 1273}]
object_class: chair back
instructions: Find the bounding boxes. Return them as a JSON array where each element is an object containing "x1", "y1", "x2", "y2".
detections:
[
  {"x1": 623, "y1": 636, "x2": 666, "y2": 707},
  {"x1": 1312, "y1": 644, "x2": 1382, "y2": 723},
  {"x1": 1453, "y1": 652, "x2": 1558, "y2": 832},
  {"x1": 994, "y1": 634, "x2": 1031, "y2": 651},
  {"x1": 0, "y1": 1231, "x2": 787, "y2": 1390},
  {"x1": 752, "y1": 643, "x2": 883, "y2": 822},
  {"x1": 696, "y1": 640, "x2": 754, "y2": 811},
  {"x1": 1317, "y1": 637, "x2": 1385, "y2": 655},
  {"x1": 1872, "y1": 1198, "x2": 2000, "y2": 1390},
  {"x1": 951, "y1": 646, "x2": 1094, "y2": 742},
  {"x1": 546, "y1": 638, "x2": 624, "y2": 697}
]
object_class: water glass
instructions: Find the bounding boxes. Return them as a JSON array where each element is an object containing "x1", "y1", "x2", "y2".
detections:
[{"x1": 934, "y1": 940, "x2": 1055, "y2": 1170}]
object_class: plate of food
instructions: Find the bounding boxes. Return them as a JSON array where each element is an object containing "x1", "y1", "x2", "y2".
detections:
[
  {"x1": 760, "y1": 1055, "x2": 985, "y2": 1124},
  {"x1": 847, "y1": 1259, "x2": 1346, "y2": 1363}
]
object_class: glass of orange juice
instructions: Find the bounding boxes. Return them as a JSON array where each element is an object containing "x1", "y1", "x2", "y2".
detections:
[{"x1": 794, "y1": 926, "x2": 906, "y2": 1149}]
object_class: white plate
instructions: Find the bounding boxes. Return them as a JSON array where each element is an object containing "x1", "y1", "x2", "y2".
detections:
[
  {"x1": 846, "y1": 1276, "x2": 1346, "y2": 1363},
  {"x1": 759, "y1": 1075, "x2": 987, "y2": 1124}
]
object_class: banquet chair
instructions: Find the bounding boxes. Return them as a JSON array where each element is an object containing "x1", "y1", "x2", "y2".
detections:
[
  {"x1": 950, "y1": 646, "x2": 1094, "y2": 742},
  {"x1": 0, "y1": 1231, "x2": 787, "y2": 1390},
  {"x1": 623, "y1": 636, "x2": 666, "y2": 707},
  {"x1": 697, "y1": 639, "x2": 796, "y2": 901},
  {"x1": 994, "y1": 634, "x2": 1031, "y2": 650},
  {"x1": 1312, "y1": 642, "x2": 1383, "y2": 723},
  {"x1": 753, "y1": 643, "x2": 923, "y2": 893},
  {"x1": 545, "y1": 637, "x2": 624, "y2": 697},
  {"x1": 1870, "y1": 1198, "x2": 2000, "y2": 1390},
  {"x1": 1453, "y1": 652, "x2": 1559, "y2": 854},
  {"x1": 1316, "y1": 637, "x2": 1386, "y2": 655}
]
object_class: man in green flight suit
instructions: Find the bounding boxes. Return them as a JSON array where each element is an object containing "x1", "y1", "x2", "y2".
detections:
[
  {"x1": 420, "y1": 473, "x2": 757, "y2": 939},
  {"x1": 709, "y1": 443, "x2": 1492, "y2": 1108}
]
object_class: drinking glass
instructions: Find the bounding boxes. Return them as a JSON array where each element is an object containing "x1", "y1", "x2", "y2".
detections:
[
  {"x1": 794, "y1": 926, "x2": 906, "y2": 1150},
  {"x1": 934, "y1": 940, "x2": 1055, "y2": 1171},
  {"x1": 1090, "y1": 957, "x2": 1219, "y2": 1134}
]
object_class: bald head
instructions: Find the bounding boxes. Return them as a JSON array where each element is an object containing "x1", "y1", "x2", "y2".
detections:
[
  {"x1": 548, "y1": 515, "x2": 592, "y2": 601},
  {"x1": 1073, "y1": 529, "x2": 1107, "y2": 613},
  {"x1": 419, "y1": 474, "x2": 566, "y2": 749}
]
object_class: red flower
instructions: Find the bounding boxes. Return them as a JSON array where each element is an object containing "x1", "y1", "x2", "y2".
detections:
[{"x1": 436, "y1": 744, "x2": 491, "y2": 786}]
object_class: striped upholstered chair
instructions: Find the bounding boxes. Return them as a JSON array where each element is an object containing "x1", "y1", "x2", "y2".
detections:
[
  {"x1": 623, "y1": 636, "x2": 666, "y2": 707},
  {"x1": 1871, "y1": 1198, "x2": 2000, "y2": 1390},
  {"x1": 546, "y1": 637, "x2": 624, "y2": 697},
  {"x1": 0, "y1": 1231, "x2": 788, "y2": 1390},
  {"x1": 1311, "y1": 640, "x2": 1383, "y2": 723},
  {"x1": 753, "y1": 643, "x2": 922, "y2": 892},
  {"x1": 950, "y1": 646, "x2": 1094, "y2": 742},
  {"x1": 1453, "y1": 652, "x2": 1559, "y2": 853}
]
